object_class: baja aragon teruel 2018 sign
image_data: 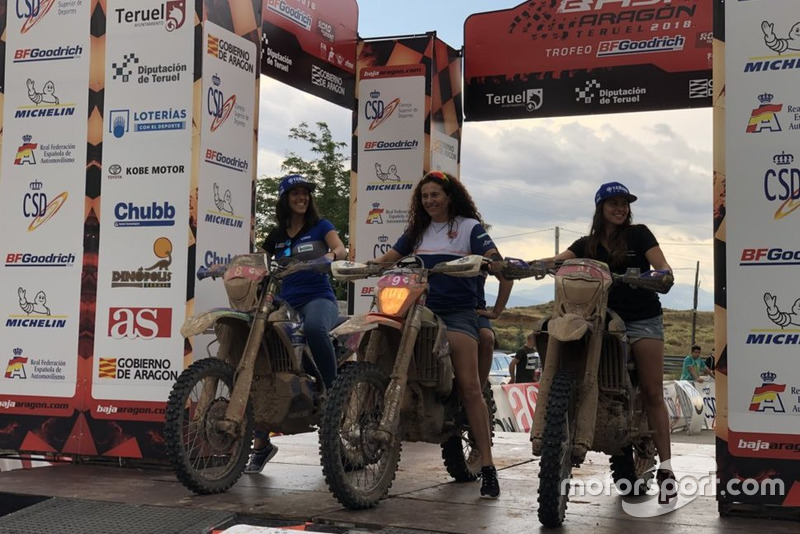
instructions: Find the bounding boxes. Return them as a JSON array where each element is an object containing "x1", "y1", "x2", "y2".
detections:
[{"x1": 463, "y1": 0, "x2": 713, "y2": 121}]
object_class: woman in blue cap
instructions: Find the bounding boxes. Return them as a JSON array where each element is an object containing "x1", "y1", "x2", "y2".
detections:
[
  {"x1": 245, "y1": 174, "x2": 346, "y2": 473},
  {"x1": 541, "y1": 181, "x2": 675, "y2": 497}
]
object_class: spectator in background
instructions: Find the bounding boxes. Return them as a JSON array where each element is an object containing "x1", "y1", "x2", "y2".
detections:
[
  {"x1": 681, "y1": 344, "x2": 713, "y2": 382},
  {"x1": 509, "y1": 333, "x2": 539, "y2": 384}
]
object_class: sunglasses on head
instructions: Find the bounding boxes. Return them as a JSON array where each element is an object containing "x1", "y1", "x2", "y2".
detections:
[{"x1": 424, "y1": 170, "x2": 449, "y2": 183}]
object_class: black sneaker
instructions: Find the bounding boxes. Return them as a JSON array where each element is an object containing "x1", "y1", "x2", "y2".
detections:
[
  {"x1": 244, "y1": 442, "x2": 279, "y2": 474},
  {"x1": 480, "y1": 465, "x2": 500, "y2": 499}
]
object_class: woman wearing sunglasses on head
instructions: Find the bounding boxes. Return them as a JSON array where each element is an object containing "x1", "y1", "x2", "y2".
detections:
[{"x1": 373, "y1": 170, "x2": 511, "y2": 499}]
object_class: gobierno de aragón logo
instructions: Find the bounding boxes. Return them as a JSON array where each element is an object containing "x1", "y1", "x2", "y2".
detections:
[{"x1": 563, "y1": 468, "x2": 785, "y2": 518}]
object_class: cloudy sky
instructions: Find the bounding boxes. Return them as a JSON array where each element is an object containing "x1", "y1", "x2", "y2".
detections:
[{"x1": 257, "y1": 1, "x2": 715, "y2": 310}]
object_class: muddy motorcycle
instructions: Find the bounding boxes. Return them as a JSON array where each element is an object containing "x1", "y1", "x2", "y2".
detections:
[
  {"x1": 164, "y1": 254, "x2": 344, "y2": 495},
  {"x1": 502, "y1": 258, "x2": 673, "y2": 527},
  {"x1": 318, "y1": 255, "x2": 497, "y2": 509}
]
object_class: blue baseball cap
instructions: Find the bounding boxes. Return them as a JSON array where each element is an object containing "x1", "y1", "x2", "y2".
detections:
[
  {"x1": 278, "y1": 174, "x2": 316, "y2": 197},
  {"x1": 594, "y1": 182, "x2": 637, "y2": 205}
]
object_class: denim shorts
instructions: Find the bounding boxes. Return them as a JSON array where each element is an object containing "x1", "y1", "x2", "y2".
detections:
[
  {"x1": 625, "y1": 315, "x2": 664, "y2": 344},
  {"x1": 438, "y1": 309, "x2": 479, "y2": 340},
  {"x1": 477, "y1": 314, "x2": 493, "y2": 331}
]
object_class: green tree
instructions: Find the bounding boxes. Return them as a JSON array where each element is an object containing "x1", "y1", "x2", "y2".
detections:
[{"x1": 255, "y1": 121, "x2": 351, "y2": 299}]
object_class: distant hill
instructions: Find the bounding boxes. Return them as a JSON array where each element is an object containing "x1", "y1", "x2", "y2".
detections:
[
  {"x1": 491, "y1": 302, "x2": 715, "y2": 360},
  {"x1": 487, "y1": 282, "x2": 713, "y2": 311}
]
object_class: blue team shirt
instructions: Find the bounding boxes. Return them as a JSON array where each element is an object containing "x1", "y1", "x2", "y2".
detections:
[
  {"x1": 393, "y1": 216, "x2": 496, "y2": 312},
  {"x1": 262, "y1": 218, "x2": 336, "y2": 309}
]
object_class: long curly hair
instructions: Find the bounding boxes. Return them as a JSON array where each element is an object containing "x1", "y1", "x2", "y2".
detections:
[
  {"x1": 585, "y1": 199, "x2": 633, "y2": 268},
  {"x1": 404, "y1": 171, "x2": 486, "y2": 249},
  {"x1": 275, "y1": 185, "x2": 320, "y2": 229}
]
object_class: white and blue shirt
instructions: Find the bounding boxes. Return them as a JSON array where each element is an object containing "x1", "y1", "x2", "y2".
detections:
[{"x1": 393, "y1": 216, "x2": 496, "y2": 312}]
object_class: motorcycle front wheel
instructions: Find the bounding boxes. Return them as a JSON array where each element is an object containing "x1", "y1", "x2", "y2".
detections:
[
  {"x1": 441, "y1": 382, "x2": 497, "y2": 481},
  {"x1": 537, "y1": 372, "x2": 576, "y2": 527},
  {"x1": 319, "y1": 362, "x2": 401, "y2": 509},
  {"x1": 164, "y1": 358, "x2": 253, "y2": 494}
]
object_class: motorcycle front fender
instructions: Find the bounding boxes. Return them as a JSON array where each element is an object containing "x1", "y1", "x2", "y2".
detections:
[
  {"x1": 180, "y1": 307, "x2": 251, "y2": 337},
  {"x1": 330, "y1": 314, "x2": 380, "y2": 337}
]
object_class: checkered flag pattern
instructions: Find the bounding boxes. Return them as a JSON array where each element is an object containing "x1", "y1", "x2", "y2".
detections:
[
  {"x1": 111, "y1": 53, "x2": 139, "y2": 82},
  {"x1": 575, "y1": 79, "x2": 601, "y2": 104}
]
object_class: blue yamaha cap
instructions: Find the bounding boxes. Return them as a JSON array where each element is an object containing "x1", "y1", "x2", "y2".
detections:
[
  {"x1": 594, "y1": 182, "x2": 637, "y2": 205},
  {"x1": 278, "y1": 174, "x2": 316, "y2": 197}
]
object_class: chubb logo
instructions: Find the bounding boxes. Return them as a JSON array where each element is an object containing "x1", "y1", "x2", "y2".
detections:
[{"x1": 114, "y1": 201, "x2": 176, "y2": 227}]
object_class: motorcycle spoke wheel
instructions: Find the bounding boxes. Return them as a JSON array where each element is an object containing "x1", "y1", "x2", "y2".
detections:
[
  {"x1": 538, "y1": 372, "x2": 576, "y2": 527},
  {"x1": 319, "y1": 362, "x2": 401, "y2": 509},
  {"x1": 441, "y1": 382, "x2": 497, "y2": 481},
  {"x1": 164, "y1": 358, "x2": 252, "y2": 494}
]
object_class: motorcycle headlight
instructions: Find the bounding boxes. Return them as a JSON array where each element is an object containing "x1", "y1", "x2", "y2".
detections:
[{"x1": 377, "y1": 287, "x2": 412, "y2": 316}]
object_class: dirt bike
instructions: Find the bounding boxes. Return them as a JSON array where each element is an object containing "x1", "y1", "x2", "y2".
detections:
[
  {"x1": 318, "y1": 254, "x2": 497, "y2": 509},
  {"x1": 164, "y1": 253, "x2": 346, "y2": 495},
  {"x1": 502, "y1": 258, "x2": 673, "y2": 527}
]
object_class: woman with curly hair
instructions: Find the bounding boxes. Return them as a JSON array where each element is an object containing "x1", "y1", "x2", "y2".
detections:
[{"x1": 374, "y1": 171, "x2": 511, "y2": 499}]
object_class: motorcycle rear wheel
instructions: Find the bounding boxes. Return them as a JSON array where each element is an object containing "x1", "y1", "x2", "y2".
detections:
[
  {"x1": 319, "y1": 362, "x2": 401, "y2": 509},
  {"x1": 537, "y1": 372, "x2": 576, "y2": 527},
  {"x1": 164, "y1": 358, "x2": 253, "y2": 494},
  {"x1": 441, "y1": 382, "x2": 497, "y2": 482}
]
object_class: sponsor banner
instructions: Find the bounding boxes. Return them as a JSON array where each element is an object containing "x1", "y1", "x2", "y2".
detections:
[
  {"x1": 491, "y1": 380, "x2": 714, "y2": 433},
  {"x1": 463, "y1": 0, "x2": 713, "y2": 120},
  {"x1": 354, "y1": 63, "x2": 427, "y2": 313},
  {"x1": 93, "y1": 0, "x2": 194, "y2": 402},
  {"x1": 261, "y1": 0, "x2": 357, "y2": 108},
  {"x1": 88, "y1": 399, "x2": 167, "y2": 422},
  {"x1": 725, "y1": 0, "x2": 800, "y2": 437},
  {"x1": 195, "y1": 21, "x2": 257, "y2": 358},
  {"x1": 0, "y1": 0, "x2": 92, "y2": 402}
]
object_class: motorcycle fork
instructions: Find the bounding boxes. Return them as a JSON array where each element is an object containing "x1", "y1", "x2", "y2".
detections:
[
  {"x1": 530, "y1": 316, "x2": 602, "y2": 462},
  {"x1": 217, "y1": 280, "x2": 277, "y2": 438},
  {"x1": 572, "y1": 323, "x2": 603, "y2": 461},
  {"x1": 374, "y1": 305, "x2": 422, "y2": 445}
]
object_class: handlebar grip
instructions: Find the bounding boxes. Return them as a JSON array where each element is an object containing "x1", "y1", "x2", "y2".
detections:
[{"x1": 197, "y1": 264, "x2": 227, "y2": 280}]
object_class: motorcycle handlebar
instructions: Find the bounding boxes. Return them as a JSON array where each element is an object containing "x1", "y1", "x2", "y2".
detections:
[
  {"x1": 197, "y1": 264, "x2": 228, "y2": 280},
  {"x1": 499, "y1": 258, "x2": 674, "y2": 294}
]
